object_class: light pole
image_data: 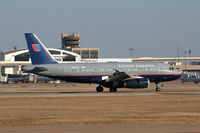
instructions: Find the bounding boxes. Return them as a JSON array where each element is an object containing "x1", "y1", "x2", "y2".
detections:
[
  {"x1": 13, "y1": 46, "x2": 17, "y2": 50},
  {"x1": 184, "y1": 51, "x2": 188, "y2": 71},
  {"x1": 177, "y1": 44, "x2": 180, "y2": 66},
  {"x1": 188, "y1": 50, "x2": 192, "y2": 57},
  {"x1": 129, "y1": 48, "x2": 134, "y2": 58}
]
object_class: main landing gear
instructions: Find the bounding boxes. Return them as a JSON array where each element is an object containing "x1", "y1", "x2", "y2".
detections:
[
  {"x1": 96, "y1": 85, "x2": 104, "y2": 92},
  {"x1": 96, "y1": 85, "x2": 118, "y2": 92},
  {"x1": 109, "y1": 87, "x2": 117, "y2": 92},
  {"x1": 155, "y1": 82, "x2": 161, "y2": 92}
]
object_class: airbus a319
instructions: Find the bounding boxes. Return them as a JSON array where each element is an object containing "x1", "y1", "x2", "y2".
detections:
[{"x1": 22, "y1": 33, "x2": 181, "y2": 92}]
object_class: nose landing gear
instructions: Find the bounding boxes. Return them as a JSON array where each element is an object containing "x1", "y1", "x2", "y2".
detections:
[{"x1": 155, "y1": 82, "x2": 161, "y2": 92}]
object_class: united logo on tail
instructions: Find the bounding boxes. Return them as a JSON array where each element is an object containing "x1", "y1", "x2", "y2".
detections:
[{"x1": 32, "y1": 44, "x2": 41, "y2": 52}]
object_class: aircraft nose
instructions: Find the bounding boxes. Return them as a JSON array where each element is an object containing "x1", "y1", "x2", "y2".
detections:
[{"x1": 175, "y1": 72, "x2": 182, "y2": 79}]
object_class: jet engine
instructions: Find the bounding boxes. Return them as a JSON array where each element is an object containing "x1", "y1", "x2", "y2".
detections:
[{"x1": 124, "y1": 78, "x2": 149, "y2": 88}]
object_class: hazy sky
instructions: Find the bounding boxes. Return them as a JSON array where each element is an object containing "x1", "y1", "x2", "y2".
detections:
[{"x1": 0, "y1": 0, "x2": 200, "y2": 58}]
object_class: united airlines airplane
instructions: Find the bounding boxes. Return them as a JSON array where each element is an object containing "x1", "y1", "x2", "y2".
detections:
[{"x1": 22, "y1": 33, "x2": 181, "y2": 92}]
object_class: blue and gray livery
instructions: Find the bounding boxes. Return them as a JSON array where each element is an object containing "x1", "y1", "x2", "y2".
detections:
[{"x1": 22, "y1": 33, "x2": 181, "y2": 92}]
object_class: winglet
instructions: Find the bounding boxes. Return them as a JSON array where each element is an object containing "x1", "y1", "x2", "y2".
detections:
[{"x1": 24, "y1": 33, "x2": 58, "y2": 65}]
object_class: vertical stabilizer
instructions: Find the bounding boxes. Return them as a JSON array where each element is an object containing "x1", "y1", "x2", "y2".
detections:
[{"x1": 24, "y1": 33, "x2": 58, "y2": 65}]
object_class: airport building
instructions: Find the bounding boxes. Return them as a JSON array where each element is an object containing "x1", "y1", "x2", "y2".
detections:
[
  {"x1": 61, "y1": 33, "x2": 99, "y2": 59},
  {"x1": 72, "y1": 48, "x2": 99, "y2": 59},
  {"x1": 61, "y1": 33, "x2": 80, "y2": 49}
]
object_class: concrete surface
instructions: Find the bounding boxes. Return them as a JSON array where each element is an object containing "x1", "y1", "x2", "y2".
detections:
[{"x1": 0, "y1": 80, "x2": 200, "y2": 133}]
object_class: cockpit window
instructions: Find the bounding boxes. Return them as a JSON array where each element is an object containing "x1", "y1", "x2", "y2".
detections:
[{"x1": 169, "y1": 67, "x2": 174, "y2": 70}]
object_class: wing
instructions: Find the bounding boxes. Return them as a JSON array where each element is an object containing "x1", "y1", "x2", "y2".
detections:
[
  {"x1": 106, "y1": 70, "x2": 143, "y2": 82},
  {"x1": 103, "y1": 70, "x2": 144, "y2": 88}
]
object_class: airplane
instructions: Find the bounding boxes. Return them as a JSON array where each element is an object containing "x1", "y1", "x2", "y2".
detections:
[
  {"x1": 22, "y1": 33, "x2": 181, "y2": 92},
  {"x1": 181, "y1": 72, "x2": 200, "y2": 84}
]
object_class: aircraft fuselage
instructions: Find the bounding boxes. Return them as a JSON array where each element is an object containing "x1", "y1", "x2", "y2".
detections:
[{"x1": 23, "y1": 62, "x2": 181, "y2": 83}]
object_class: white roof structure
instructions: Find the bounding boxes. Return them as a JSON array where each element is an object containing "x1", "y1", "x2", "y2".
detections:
[{"x1": 2, "y1": 48, "x2": 81, "y2": 62}]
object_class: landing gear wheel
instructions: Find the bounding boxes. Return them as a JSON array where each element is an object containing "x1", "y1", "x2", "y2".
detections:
[
  {"x1": 155, "y1": 82, "x2": 161, "y2": 92},
  {"x1": 96, "y1": 86, "x2": 104, "y2": 92},
  {"x1": 156, "y1": 87, "x2": 160, "y2": 92},
  {"x1": 110, "y1": 87, "x2": 117, "y2": 92}
]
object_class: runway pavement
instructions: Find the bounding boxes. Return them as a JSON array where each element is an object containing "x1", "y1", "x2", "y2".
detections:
[
  {"x1": 0, "y1": 81, "x2": 200, "y2": 133},
  {"x1": 0, "y1": 90, "x2": 200, "y2": 97},
  {"x1": 0, "y1": 81, "x2": 200, "y2": 97},
  {"x1": 1, "y1": 125, "x2": 200, "y2": 133}
]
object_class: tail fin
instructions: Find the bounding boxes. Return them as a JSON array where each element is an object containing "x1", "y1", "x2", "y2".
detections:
[{"x1": 24, "y1": 33, "x2": 58, "y2": 65}]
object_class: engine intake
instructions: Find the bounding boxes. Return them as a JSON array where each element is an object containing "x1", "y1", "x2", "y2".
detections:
[{"x1": 125, "y1": 78, "x2": 149, "y2": 88}]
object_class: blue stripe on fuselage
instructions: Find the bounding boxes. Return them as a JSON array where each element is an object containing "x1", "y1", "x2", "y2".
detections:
[{"x1": 48, "y1": 74, "x2": 181, "y2": 83}]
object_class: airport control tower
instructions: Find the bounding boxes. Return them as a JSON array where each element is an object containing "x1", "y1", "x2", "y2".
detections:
[
  {"x1": 61, "y1": 33, "x2": 80, "y2": 49},
  {"x1": 61, "y1": 33, "x2": 99, "y2": 59}
]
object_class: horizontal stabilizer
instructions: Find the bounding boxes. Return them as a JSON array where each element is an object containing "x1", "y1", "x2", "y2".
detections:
[{"x1": 25, "y1": 67, "x2": 47, "y2": 73}]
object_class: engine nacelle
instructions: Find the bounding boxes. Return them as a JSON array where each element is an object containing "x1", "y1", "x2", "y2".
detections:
[{"x1": 125, "y1": 78, "x2": 149, "y2": 88}]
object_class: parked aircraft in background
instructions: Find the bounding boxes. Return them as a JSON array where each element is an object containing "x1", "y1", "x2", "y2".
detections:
[
  {"x1": 22, "y1": 33, "x2": 181, "y2": 92},
  {"x1": 181, "y1": 72, "x2": 200, "y2": 84}
]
